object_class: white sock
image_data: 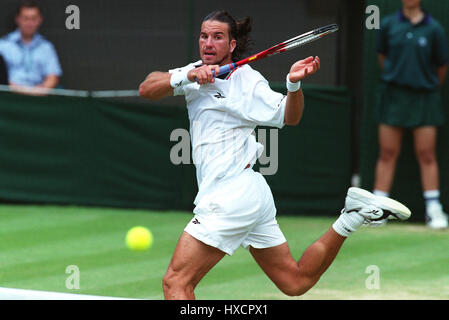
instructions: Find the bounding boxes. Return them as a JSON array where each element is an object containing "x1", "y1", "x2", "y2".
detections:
[
  {"x1": 424, "y1": 190, "x2": 441, "y2": 211},
  {"x1": 332, "y1": 211, "x2": 365, "y2": 237},
  {"x1": 373, "y1": 190, "x2": 389, "y2": 198}
]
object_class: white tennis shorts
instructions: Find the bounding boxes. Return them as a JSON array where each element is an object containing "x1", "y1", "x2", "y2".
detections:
[{"x1": 185, "y1": 168, "x2": 286, "y2": 255}]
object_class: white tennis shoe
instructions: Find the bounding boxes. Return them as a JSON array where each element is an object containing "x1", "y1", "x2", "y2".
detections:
[{"x1": 344, "y1": 187, "x2": 411, "y2": 223}]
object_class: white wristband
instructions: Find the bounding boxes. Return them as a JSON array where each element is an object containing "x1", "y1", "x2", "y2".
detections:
[
  {"x1": 286, "y1": 73, "x2": 301, "y2": 92},
  {"x1": 170, "y1": 68, "x2": 194, "y2": 89}
]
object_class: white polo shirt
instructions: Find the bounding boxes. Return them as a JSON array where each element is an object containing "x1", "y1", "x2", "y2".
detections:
[{"x1": 169, "y1": 61, "x2": 286, "y2": 206}]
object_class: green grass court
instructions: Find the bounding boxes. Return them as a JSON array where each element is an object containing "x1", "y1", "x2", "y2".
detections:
[{"x1": 1, "y1": 204, "x2": 448, "y2": 300}]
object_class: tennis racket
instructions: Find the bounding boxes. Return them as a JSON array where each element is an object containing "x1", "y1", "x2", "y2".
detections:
[{"x1": 215, "y1": 23, "x2": 339, "y2": 77}]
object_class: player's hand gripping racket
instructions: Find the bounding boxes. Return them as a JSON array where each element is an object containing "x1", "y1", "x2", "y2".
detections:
[{"x1": 207, "y1": 24, "x2": 339, "y2": 79}]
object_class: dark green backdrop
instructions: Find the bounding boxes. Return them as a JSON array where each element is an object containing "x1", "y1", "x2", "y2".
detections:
[
  {"x1": 0, "y1": 85, "x2": 352, "y2": 216},
  {"x1": 361, "y1": 0, "x2": 449, "y2": 221}
]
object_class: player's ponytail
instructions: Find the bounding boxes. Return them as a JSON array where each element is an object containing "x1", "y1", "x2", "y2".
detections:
[
  {"x1": 203, "y1": 10, "x2": 253, "y2": 62},
  {"x1": 233, "y1": 16, "x2": 252, "y2": 61}
]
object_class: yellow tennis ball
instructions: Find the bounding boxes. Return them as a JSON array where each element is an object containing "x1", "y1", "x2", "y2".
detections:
[{"x1": 126, "y1": 226, "x2": 153, "y2": 251}]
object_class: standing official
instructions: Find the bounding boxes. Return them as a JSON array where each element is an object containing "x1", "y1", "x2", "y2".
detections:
[{"x1": 373, "y1": 0, "x2": 448, "y2": 229}]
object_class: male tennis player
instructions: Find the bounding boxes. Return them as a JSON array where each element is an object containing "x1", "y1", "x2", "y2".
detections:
[{"x1": 139, "y1": 10, "x2": 411, "y2": 299}]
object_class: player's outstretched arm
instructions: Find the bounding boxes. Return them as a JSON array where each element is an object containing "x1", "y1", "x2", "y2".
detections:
[
  {"x1": 139, "y1": 65, "x2": 220, "y2": 101},
  {"x1": 139, "y1": 72, "x2": 174, "y2": 101},
  {"x1": 284, "y1": 56, "x2": 320, "y2": 126}
]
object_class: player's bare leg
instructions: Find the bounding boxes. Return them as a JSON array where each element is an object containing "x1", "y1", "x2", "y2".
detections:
[
  {"x1": 163, "y1": 232, "x2": 225, "y2": 300},
  {"x1": 251, "y1": 187, "x2": 411, "y2": 297},
  {"x1": 374, "y1": 124, "x2": 404, "y2": 193},
  {"x1": 250, "y1": 228, "x2": 345, "y2": 296}
]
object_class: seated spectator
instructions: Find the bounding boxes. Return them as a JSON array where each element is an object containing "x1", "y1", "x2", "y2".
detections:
[{"x1": 0, "y1": 0, "x2": 62, "y2": 94}]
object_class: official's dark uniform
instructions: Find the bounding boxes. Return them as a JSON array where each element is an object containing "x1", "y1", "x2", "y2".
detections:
[{"x1": 376, "y1": 11, "x2": 449, "y2": 127}]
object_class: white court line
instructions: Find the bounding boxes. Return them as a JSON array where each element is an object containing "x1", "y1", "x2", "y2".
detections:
[{"x1": 0, "y1": 287, "x2": 135, "y2": 300}]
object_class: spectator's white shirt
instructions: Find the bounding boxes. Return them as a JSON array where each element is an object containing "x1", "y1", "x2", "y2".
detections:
[{"x1": 169, "y1": 61, "x2": 286, "y2": 205}]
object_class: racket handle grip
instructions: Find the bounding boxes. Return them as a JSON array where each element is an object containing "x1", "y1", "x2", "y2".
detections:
[
  {"x1": 217, "y1": 62, "x2": 239, "y2": 76},
  {"x1": 194, "y1": 69, "x2": 218, "y2": 83},
  {"x1": 194, "y1": 63, "x2": 236, "y2": 82},
  {"x1": 217, "y1": 64, "x2": 232, "y2": 76}
]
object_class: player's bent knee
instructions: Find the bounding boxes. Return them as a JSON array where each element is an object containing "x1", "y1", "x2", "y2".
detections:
[
  {"x1": 281, "y1": 287, "x2": 302, "y2": 297},
  {"x1": 281, "y1": 285, "x2": 309, "y2": 297},
  {"x1": 162, "y1": 269, "x2": 181, "y2": 294},
  {"x1": 162, "y1": 272, "x2": 172, "y2": 293},
  {"x1": 278, "y1": 277, "x2": 318, "y2": 297},
  {"x1": 279, "y1": 286, "x2": 305, "y2": 297},
  {"x1": 162, "y1": 268, "x2": 194, "y2": 295}
]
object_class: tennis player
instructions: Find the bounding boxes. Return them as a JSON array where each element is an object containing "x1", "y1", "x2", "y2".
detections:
[{"x1": 139, "y1": 10, "x2": 411, "y2": 299}]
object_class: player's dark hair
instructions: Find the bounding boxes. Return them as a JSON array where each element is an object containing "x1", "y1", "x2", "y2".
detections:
[
  {"x1": 16, "y1": 0, "x2": 42, "y2": 16},
  {"x1": 203, "y1": 10, "x2": 253, "y2": 62}
]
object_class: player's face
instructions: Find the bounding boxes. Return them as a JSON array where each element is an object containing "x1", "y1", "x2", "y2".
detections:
[
  {"x1": 16, "y1": 7, "x2": 42, "y2": 39},
  {"x1": 199, "y1": 20, "x2": 236, "y2": 66}
]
